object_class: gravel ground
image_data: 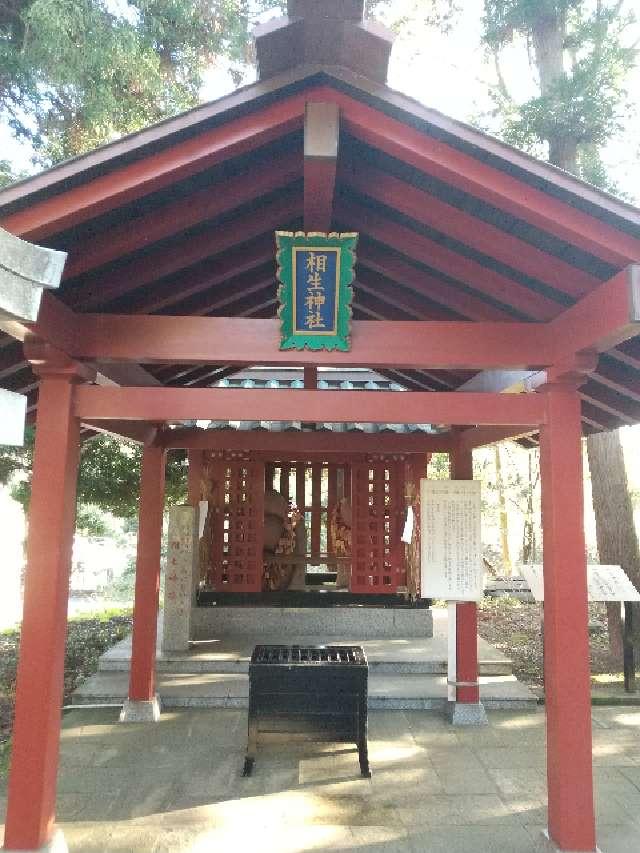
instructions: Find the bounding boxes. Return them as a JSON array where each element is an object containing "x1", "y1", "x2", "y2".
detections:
[{"x1": 477, "y1": 598, "x2": 621, "y2": 690}]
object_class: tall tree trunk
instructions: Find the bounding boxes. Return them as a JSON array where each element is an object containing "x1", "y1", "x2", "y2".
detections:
[
  {"x1": 527, "y1": 8, "x2": 637, "y2": 658},
  {"x1": 530, "y1": 9, "x2": 580, "y2": 173},
  {"x1": 586, "y1": 430, "x2": 640, "y2": 658},
  {"x1": 522, "y1": 449, "x2": 537, "y2": 564},
  {"x1": 494, "y1": 444, "x2": 512, "y2": 575}
]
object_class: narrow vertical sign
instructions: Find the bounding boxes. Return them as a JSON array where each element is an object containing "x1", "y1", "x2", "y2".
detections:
[
  {"x1": 276, "y1": 231, "x2": 357, "y2": 351},
  {"x1": 420, "y1": 480, "x2": 483, "y2": 601}
]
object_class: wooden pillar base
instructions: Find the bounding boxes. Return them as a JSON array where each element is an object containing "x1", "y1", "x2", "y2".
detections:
[
  {"x1": 3, "y1": 829, "x2": 69, "y2": 853},
  {"x1": 119, "y1": 696, "x2": 161, "y2": 723},
  {"x1": 449, "y1": 701, "x2": 488, "y2": 727},
  {"x1": 542, "y1": 829, "x2": 601, "y2": 853}
]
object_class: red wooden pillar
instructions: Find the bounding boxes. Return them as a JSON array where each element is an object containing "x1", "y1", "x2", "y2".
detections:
[
  {"x1": 122, "y1": 443, "x2": 166, "y2": 722},
  {"x1": 450, "y1": 446, "x2": 482, "y2": 708},
  {"x1": 540, "y1": 387, "x2": 595, "y2": 852},
  {"x1": 3, "y1": 371, "x2": 81, "y2": 852}
]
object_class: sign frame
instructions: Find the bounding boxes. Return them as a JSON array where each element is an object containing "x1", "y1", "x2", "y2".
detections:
[
  {"x1": 276, "y1": 230, "x2": 357, "y2": 351},
  {"x1": 420, "y1": 478, "x2": 483, "y2": 602}
]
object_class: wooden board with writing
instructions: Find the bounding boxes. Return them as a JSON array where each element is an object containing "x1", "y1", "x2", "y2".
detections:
[
  {"x1": 521, "y1": 564, "x2": 640, "y2": 603},
  {"x1": 420, "y1": 479, "x2": 483, "y2": 601}
]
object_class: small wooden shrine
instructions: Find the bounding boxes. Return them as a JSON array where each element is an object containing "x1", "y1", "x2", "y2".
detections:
[{"x1": 1, "y1": 2, "x2": 639, "y2": 852}]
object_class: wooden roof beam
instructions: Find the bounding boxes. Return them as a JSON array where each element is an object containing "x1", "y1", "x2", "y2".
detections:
[
  {"x1": 457, "y1": 266, "x2": 639, "y2": 396},
  {"x1": 159, "y1": 427, "x2": 453, "y2": 454},
  {"x1": 591, "y1": 357, "x2": 640, "y2": 403},
  {"x1": 74, "y1": 386, "x2": 547, "y2": 427},
  {"x1": 66, "y1": 191, "x2": 300, "y2": 310},
  {"x1": 73, "y1": 315, "x2": 555, "y2": 369},
  {"x1": 64, "y1": 157, "x2": 302, "y2": 279},
  {"x1": 0, "y1": 291, "x2": 79, "y2": 353},
  {"x1": 304, "y1": 102, "x2": 339, "y2": 232},
  {"x1": 82, "y1": 420, "x2": 159, "y2": 444},
  {"x1": 327, "y1": 88, "x2": 640, "y2": 266},
  {"x1": 336, "y1": 197, "x2": 561, "y2": 320},
  {"x1": 355, "y1": 267, "x2": 463, "y2": 321},
  {"x1": 457, "y1": 426, "x2": 539, "y2": 451},
  {"x1": 123, "y1": 234, "x2": 276, "y2": 314},
  {"x1": 1, "y1": 97, "x2": 306, "y2": 240},
  {"x1": 356, "y1": 239, "x2": 516, "y2": 321},
  {"x1": 552, "y1": 265, "x2": 640, "y2": 359},
  {"x1": 340, "y1": 158, "x2": 599, "y2": 298}
]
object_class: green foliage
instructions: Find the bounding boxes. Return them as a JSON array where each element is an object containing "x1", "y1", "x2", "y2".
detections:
[
  {"x1": 482, "y1": 0, "x2": 638, "y2": 182},
  {"x1": 483, "y1": 0, "x2": 581, "y2": 47},
  {"x1": 0, "y1": 608, "x2": 133, "y2": 775},
  {"x1": 0, "y1": 430, "x2": 187, "y2": 519},
  {"x1": 0, "y1": 0, "x2": 284, "y2": 166},
  {"x1": 369, "y1": 0, "x2": 460, "y2": 33}
]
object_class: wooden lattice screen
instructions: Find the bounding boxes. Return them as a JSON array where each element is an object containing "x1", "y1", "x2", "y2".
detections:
[
  {"x1": 271, "y1": 461, "x2": 350, "y2": 561},
  {"x1": 204, "y1": 454, "x2": 265, "y2": 592},
  {"x1": 350, "y1": 458, "x2": 406, "y2": 593}
]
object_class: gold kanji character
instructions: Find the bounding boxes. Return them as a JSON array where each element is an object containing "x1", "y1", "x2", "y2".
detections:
[
  {"x1": 306, "y1": 252, "x2": 328, "y2": 274},
  {"x1": 307, "y1": 270, "x2": 323, "y2": 290}
]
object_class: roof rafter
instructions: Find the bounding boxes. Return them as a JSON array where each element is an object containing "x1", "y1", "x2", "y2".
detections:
[
  {"x1": 65, "y1": 191, "x2": 301, "y2": 310},
  {"x1": 1, "y1": 95, "x2": 307, "y2": 240},
  {"x1": 337, "y1": 197, "x2": 562, "y2": 320},
  {"x1": 63, "y1": 156, "x2": 302, "y2": 279},
  {"x1": 340, "y1": 157, "x2": 599, "y2": 299},
  {"x1": 327, "y1": 87, "x2": 640, "y2": 265}
]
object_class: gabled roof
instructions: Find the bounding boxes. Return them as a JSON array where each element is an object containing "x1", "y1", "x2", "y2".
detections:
[{"x1": 0, "y1": 61, "x2": 639, "y2": 434}]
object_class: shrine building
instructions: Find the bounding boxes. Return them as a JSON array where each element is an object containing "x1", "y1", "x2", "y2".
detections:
[{"x1": 1, "y1": 2, "x2": 640, "y2": 852}]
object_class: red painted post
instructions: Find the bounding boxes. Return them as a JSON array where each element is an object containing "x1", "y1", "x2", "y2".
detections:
[
  {"x1": 3, "y1": 374, "x2": 81, "y2": 851},
  {"x1": 450, "y1": 445, "x2": 480, "y2": 705},
  {"x1": 540, "y1": 388, "x2": 595, "y2": 852},
  {"x1": 127, "y1": 444, "x2": 166, "y2": 707}
]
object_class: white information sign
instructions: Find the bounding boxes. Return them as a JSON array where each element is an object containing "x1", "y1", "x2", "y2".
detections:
[
  {"x1": 401, "y1": 506, "x2": 414, "y2": 545},
  {"x1": 521, "y1": 564, "x2": 640, "y2": 603},
  {"x1": 0, "y1": 388, "x2": 27, "y2": 447},
  {"x1": 420, "y1": 479, "x2": 483, "y2": 601}
]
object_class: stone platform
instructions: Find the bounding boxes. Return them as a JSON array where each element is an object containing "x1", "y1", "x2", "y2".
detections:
[
  {"x1": 73, "y1": 609, "x2": 536, "y2": 711},
  {"x1": 191, "y1": 603, "x2": 433, "y2": 640}
]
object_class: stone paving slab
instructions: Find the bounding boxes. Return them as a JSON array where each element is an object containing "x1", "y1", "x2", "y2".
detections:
[
  {"x1": 3, "y1": 706, "x2": 640, "y2": 853},
  {"x1": 100, "y1": 631, "x2": 512, "y2": 675},
  {"x1": 73, "y1": 669, "x2": 535, "y2": 710}
]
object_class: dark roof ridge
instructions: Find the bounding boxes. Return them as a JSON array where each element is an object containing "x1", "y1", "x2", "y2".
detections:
[{"x1": 0, "y1": 63, "x2": 638, "y2": 232}]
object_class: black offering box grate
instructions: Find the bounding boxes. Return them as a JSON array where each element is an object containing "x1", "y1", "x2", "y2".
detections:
[{"x1": 243, "y1": 644, "x2": 370, "y2": 778}]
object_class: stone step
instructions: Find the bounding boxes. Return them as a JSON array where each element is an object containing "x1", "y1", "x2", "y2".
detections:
[
  {"x1": 99, "y1": 655, "x2": 512, "y2": 677},
  {"x1": 73, "y1": 670, "x2": 536, "y2": 712},
  {"x1": 98, "y1": 633, "x2": 514, "y2": 678}
]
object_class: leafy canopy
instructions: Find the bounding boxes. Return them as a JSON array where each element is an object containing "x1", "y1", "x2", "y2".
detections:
[
  {"x1": 481, "y1": 0, "x2": 638, "y2": 182},
  {"x1": 1, "y1": 428, "x2": 186, "y2": 519},
  {"x1": 0, "y1": 0, "x2": 286, "y2": 166}
]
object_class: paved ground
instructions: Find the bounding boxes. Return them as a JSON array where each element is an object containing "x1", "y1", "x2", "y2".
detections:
[{"x1": 2, "y1": 706, "x2": 640, "y2": 852}]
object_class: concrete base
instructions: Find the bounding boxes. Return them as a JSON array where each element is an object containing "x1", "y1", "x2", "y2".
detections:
[
  {"x1": 449, "y1": 701, "x2": 489, "y2": 727},
  {"x1": 3, "y1": 828, "x2": 69, "y2": 853},
  {"x1": 191, "y1": 605, "x2": 433, "y2": 639},
  {"x1": 119, "y1": 695, "x2": 161, "y2": 723},
  {"x1": 542, "y1": 829, "x2": 602, "y2": 852}
]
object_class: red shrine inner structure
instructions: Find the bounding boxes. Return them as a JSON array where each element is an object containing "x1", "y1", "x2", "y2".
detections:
[{"x1": 1, "y1": 2, "x2": 640, "y2": 852}]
